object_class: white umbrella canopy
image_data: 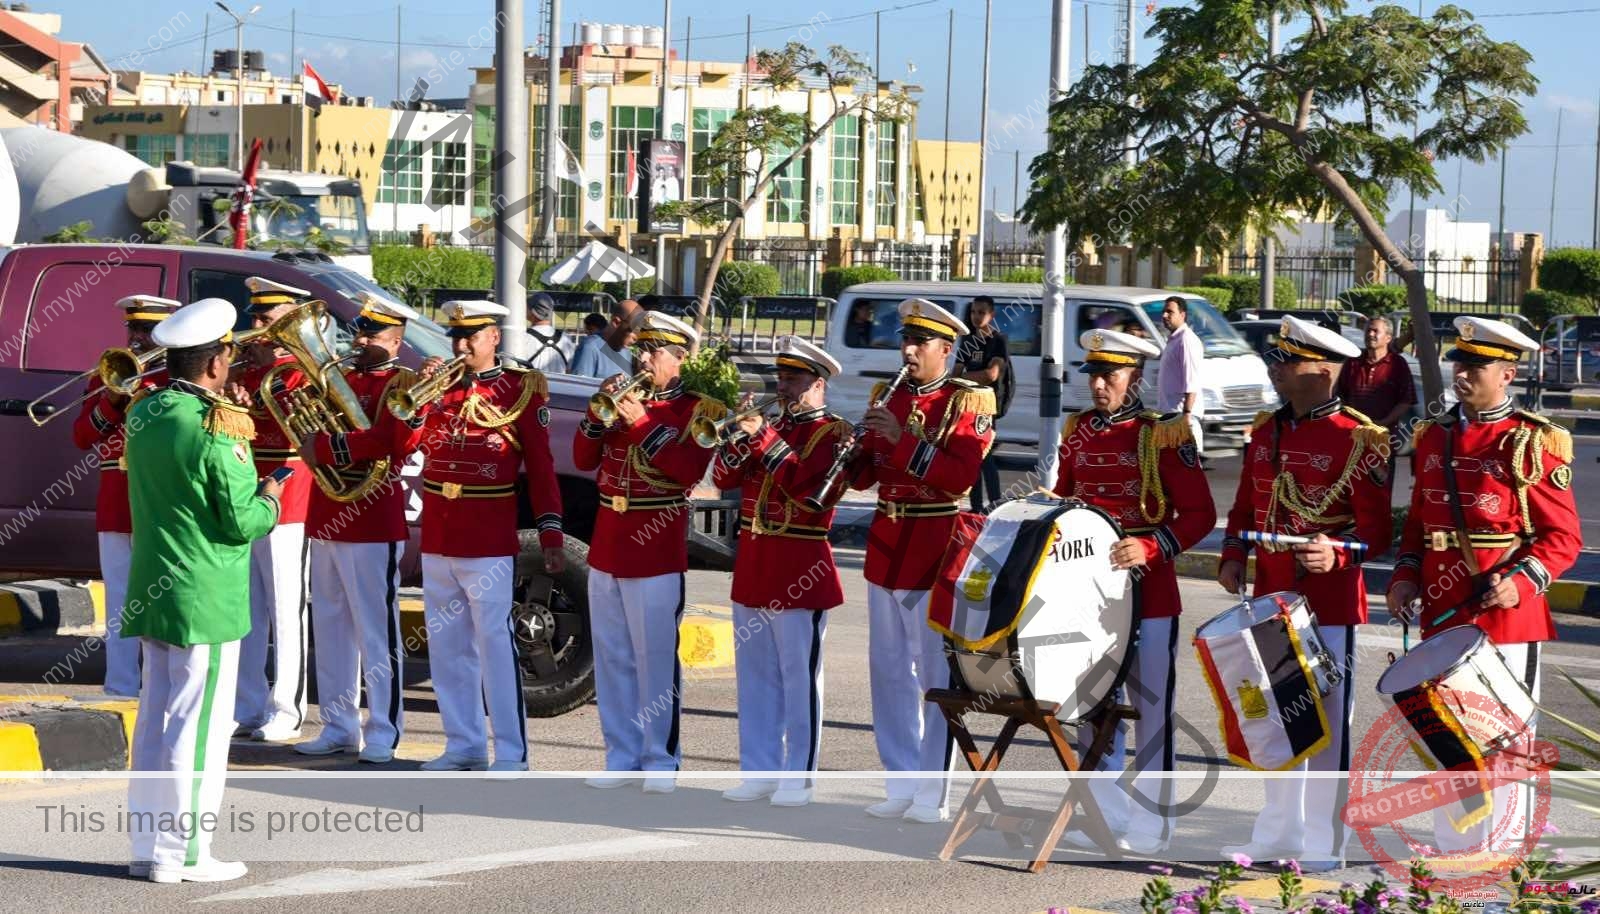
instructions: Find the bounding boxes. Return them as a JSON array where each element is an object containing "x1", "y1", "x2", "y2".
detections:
[{"x1": 541, "y1": 240, "x2": 655, "y2": 286}]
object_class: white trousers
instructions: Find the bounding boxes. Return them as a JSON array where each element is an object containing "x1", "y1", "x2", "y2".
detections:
[
  {"x1": 421, "y1": 553, "x2": 526, "y2": 765},
  {"x1": 238, "y1": 523, "x2": 308, "y2": 727},
  {"x1": 99, "y1": 531, "x2": 141, "y2": 697},
  {"x1": 309, "y1": 540, "x2": 405, "y2": 750},
  {"x1": 588, "y1": 569, "x2": 685, "y2": 773},
  {"x1": 731, "y1": 603, "x2": 828, "y2": 790},
  {"x1": 867, "y1": 584, "x2": 954, "y2": 809},
  {"x1": 128, "y1": 638, "x2": 240, "y2": 869},
  {"x1": 1249, "y1": 623, "x2": 1356, "y2": 861},
  {"x1": 1434, "y1": 641, "x2": 1542, "y2": 854},
  {"x1": 1078, "y1": 616, "x2": 1179, "y2": 842}
]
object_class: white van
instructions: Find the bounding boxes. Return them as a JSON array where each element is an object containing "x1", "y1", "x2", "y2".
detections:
[{"x1": 826, "y1": 281, "x2": 1279, "y2": 450}]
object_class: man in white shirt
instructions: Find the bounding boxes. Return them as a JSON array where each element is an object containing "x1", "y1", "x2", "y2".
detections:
[
  {"x1": 1157, "y1": 295, "x2": 1205, "y2": 457},
  {"x1": 526, "y1": 292, "x2": 577, "y2": 374}
]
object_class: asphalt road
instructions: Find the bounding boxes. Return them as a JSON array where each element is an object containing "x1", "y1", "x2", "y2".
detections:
[{"x1": 2, "y1": 562, "x2": 1598, "y2": 913}]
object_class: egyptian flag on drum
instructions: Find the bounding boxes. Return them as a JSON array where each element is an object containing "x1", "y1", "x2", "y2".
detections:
[
  {"x1": 1194, "y1": 599, "x2": 1332, "y2": 771},
  {"x1": 1390, "y1": 685, "x2": 1495, "y2": 833},
  {"x1": 929, "y1": 506, "x2": 1059, "y2": 650}
]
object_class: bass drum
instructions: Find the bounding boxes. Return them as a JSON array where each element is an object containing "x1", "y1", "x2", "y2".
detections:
[{"x1": 929, "y1": 495, "x2": 1139, "y2": 723}]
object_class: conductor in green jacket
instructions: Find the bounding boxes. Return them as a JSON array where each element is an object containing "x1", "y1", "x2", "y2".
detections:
[{"x1": 122, "y1": 297, "x2": 284, "y2": 885}]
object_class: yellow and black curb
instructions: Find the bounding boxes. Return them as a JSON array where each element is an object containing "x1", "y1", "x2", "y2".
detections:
[
  {"x1": 0, "y1": 580, "x2": 101, "y2": 638},
  {"x1": 0, "y1": 696, "x2": 136, "y2": 772}
]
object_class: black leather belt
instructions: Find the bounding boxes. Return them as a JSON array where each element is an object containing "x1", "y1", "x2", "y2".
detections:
[{"x1": 876, "y1": 500, "x2": 960, "y2": 521}]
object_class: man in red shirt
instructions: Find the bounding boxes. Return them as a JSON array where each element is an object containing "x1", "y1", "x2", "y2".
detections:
[
  {"x1": 1336, "y1": 316, "x2": 1415, "y2": 462},
  {"x1": 73, "y1": 294, "x2": 177, "y2": 697},
  {"x1": 294, "y1": 293, "x2": 418, "y2": 764}
]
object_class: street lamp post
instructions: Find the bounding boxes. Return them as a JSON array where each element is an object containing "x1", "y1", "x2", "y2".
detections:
[{"x1": 215, "y1": 2, "x2": 261, "y2": 172}]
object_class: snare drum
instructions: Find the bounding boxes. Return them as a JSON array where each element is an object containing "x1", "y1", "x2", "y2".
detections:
[
  {"x1": 1376, "y1": 624, "x2": 1537, "y2": 763},
  {"x1": 1194, "y1": 592, "x2": 1340, "y2": 771},
  {"x1": 928, "y1": 495, "x2": 1138, "y2": 723}
]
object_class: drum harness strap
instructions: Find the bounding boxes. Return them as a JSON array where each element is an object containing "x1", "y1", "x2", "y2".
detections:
[{"x1": 1439, "y1": 421, "x2": 1525, "y2": 625}]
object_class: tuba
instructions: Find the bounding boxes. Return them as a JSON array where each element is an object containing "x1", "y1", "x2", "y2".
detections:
[{"x1": 256, "y1": 301, "x2": 389, "y2": 503}]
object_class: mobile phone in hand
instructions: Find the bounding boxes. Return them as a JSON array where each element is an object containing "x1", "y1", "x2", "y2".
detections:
[{"x1": 268, "y1": 466, "x2": 296, "y2": 484}]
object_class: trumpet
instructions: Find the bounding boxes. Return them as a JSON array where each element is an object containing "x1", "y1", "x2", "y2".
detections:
[
  {"x1": 800, "y1": 364, "x2": 911, "y2": 511},
  {"x1": 388, "y1": 356, "x2": 467, "y2": 421},
  {"x1": 589, "y1": 371, "x2": 653, "y2": 425},
  {"x1": 26, "y1": 345, "x2": 168, "y2": 426},
  {"x1": 690, "y1": 395, "x2": 786, "y2": 448}
]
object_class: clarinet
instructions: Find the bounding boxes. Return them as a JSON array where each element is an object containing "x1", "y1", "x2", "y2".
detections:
[{"x1": 801, "y1": 365, "x2": 911, "y2": 512}]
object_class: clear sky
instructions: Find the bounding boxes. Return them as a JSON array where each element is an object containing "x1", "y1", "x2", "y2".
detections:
[{"x1": 59, "y1": 1, "x2": 1600, "y2": 246}]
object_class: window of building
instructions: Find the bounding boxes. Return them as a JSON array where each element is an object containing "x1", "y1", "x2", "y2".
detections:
[
  {"x1": 691, "y1": 107, "x2": 734, "y2": 202},
  {"x1": 377, "y1": 139, "x2": 423, "y2": 205},
  {"x1": 123, "y1": 134, "x2": 177, "y2": 167},
  {"x1": 876, "y1": 121, "x2": 897, "y2": 229},
  {"x1": 830, "y1": 114, "x2": 861, "y2": 226},
  {"x1": 185, "y1": 133, "x2": 230, "y2": 167},
  {"x1": 766, "y1": 143, "x2": 806, "y2": 225},
  {"x1": 429, "y1": 141, "x2": 467, "y2": 206},
  {"x1": 471, "y1": 104, "x2": 495, "y2": 220},
  {"x1": 215, "y1": 90, "x2": 229, "y2": 102},
  {"x1": 531, "y1": 104, "x2": 582, "y2": 221},
  {"x1": 608, "y1": 106, "x2": 658, "y2": 221}
]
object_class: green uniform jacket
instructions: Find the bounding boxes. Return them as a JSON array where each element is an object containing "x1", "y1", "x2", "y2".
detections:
[{"x1": 122, "y1": 383, "x2": 280, "y2": 647}]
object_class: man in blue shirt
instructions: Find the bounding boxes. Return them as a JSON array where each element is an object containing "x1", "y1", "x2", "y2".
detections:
[{"x1": 570, "y1": 298, "x2": 640, "y2": 378}]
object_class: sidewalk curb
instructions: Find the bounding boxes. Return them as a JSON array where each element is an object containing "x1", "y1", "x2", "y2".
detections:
[
  {"x1": 0, "y1": 581, "x2": 100, "y2": 638},
  {"x1": 0, "y1": 697, "x2": 137, "y2": 771},
  {"x1": 1548, "y1": 413, "x2": 1600, "y2": 436}
]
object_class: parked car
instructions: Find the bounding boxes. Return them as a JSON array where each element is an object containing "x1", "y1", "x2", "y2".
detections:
[
  {"x1": 1535, "y1": 314, "x2": 1600, "y2": 389},
  {"x1": 0, "y1": 243, "x2": 655, "y2": 716},
  {"x1": 825, "y1": 281, "x2": 1278, "y2": 451}
]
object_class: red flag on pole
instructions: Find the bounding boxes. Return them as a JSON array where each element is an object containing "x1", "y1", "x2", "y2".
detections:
[
  {"x1": 230, "y1": 138, "x2": 263, "y2": 250},
  {"x1": 302, "y1": 60, "x2": 339, "y2": 104},
  {"x1": 625, "y1": 148, "x2": 638, "y2": 198}
]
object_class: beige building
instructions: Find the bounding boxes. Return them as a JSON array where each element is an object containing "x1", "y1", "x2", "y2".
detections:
[{"x1": 0, "y1": 7, "x2": 112, "y2": 131}]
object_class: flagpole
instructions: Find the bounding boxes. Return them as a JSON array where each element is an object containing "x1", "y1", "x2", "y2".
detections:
[
  {"x1": 540, "y1": 0, "x2": 561, "y2": 245},
  {"x1": 289, "y1": 9, "x2": 298, "y2": 170}
]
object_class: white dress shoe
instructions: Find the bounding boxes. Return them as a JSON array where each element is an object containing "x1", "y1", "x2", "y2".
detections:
[
  {"x1": 357, "y1": 746, "x2": 395, "y2": 764},
  {"x1": 768, "y1": 788, "x2": 813, "y2": 807},
  {"x1": 901, "y1": 804, "x2": 947, "y2": 824},
  {"x1": 1118, "y1": 833, "x2": 1170, "y2": 855},
  {"x1": 149, "y1": 858, "x2": 248, "y2": 884},
  {"x1": 232, "y1": 719, "x2": 265, "y2": 738},
  {"x1": 128, "y1": 862, "x2": 151, "y2": 879},
  {"x1": 721, "y1": 780, "x2": 778, "y2": 802},
  {"x1": 419, "y1": 753, "x2": 488, "y2": 772},
  {"x1": 250, "y1": 717, "x2": 302, "y2": 742},
  {"x1": 1221, "y1": 841, "x2": 1303, "y2": 864},
  {"x1": 293, "y1": 734, "x2": 358, "y2": 756},
  {"x1": 584, "y1": 774, "x2": 642, "y2": 789},
  {"x1": 642, "y1": 776, "x2": 677, "y2": 794},
  {"x1": 864, "y1": 798, "x2": 914, "y2": 819}
]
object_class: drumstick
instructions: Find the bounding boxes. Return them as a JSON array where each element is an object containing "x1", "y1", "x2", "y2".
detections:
[{"x1": 1241, "y1": 531, "x2": 1368, "y2": 552}]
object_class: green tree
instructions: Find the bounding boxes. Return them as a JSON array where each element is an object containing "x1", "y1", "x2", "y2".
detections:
[
  {"x1": 1022, "y1": 1, "x2": 1536, "y2": 409},
  {"x1": 654, "y1": 42, "x2": 914, "y2": 341},
  {"x1": 42, "y1": 221, "x2": 97, "y2": 243}
]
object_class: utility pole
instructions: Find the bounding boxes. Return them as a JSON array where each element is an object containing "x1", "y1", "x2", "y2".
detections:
[
  {"x1": 289, "y1": 9, "x2": 297, "y2": 169},
  {"x1": 1592, "y1": 90, "x2": 1599, "y2": 247},
  {"x1": 654, "y1": 0, "x2": 672, "y2": 292},
  {"x1": 1039, "y1": 0, "x2": 1070, "y2": 488},
  {"x1": 875, "y1": 11, "x2": 881, "y2": 87},
  {"x1": 496, "y1": 0, "x2": 529, "y2": 355},
  {"x1": 540, "y1": 0, "x2": 561, "y2": 244},
  {"x1": 1497, "y1": 147, "x2": 1507, "y2": 255},
  {"x1": 213, "y1": 3, "x2": 258, "y2": 173},
  {"x1": 1262, "y1": 11, "x2": 1278, "y2": 305},
  {"x1": 1012, "y1": 148, "x2": 1020, "y2": 246},
  {"x1": 942, "y1": 8, "x2": 953, "y2": 246},
  {"x1": 200, "y1": 13, "x2": 210, "y2": 76},
  {"x1": 1551, "y1": 108, "x2": 1564, "y2": 246},
  {"x1": 1122, "y1": 0, "x2": 1135, "y2": 166},
  {"x1": 975, "y1": 0, "x2": 992, "y2": 280}
]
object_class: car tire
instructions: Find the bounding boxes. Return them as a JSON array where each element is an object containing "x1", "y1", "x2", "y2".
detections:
[{"x1": 512, "y1": 531, "x2": 595, "y2": 718}]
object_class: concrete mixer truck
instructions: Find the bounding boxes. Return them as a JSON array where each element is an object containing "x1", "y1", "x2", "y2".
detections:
[{"x1": 1, "y1": 127, "x2": 373, "y2": 278}]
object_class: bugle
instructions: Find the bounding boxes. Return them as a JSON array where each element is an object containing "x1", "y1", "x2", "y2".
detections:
[
  {"x1": 800, "y1": 365, "x2": 911, "y2": 511},
  {"x1": 26, "y1": 345, "x2": 167, "y2": 427},
  {"x1": 690, "y1": 395, "x2": 785, "y2": 448},
  {"x1": 388, "y1": 356, "x2": 467, "y2": 421},
  {"x1": 589, "y1": 371, "x2": 653, "y2": 425}
]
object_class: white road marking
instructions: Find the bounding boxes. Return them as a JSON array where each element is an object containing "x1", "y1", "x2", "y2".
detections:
[{"x1": 195, "y1": 835, "x2": 696, "y2": 902}]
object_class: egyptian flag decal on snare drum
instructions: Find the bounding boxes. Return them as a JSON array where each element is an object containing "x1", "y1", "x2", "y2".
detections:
[
  {"x1": 1393, "y1": 684, "x2": 1494, "y2": 833},
  {"x1": 930, "y1": 509, "x2": 1061, "y2": 650},
  {"x1": 1194, "y1": 605, "x2": 1331, "y2": 771}
]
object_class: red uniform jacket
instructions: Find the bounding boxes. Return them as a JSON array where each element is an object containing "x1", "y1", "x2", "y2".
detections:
[
  {"x1": 1051, "y1": 404, "x2": 1217, "y2": 618},
  {"x1": 328, "y1": 362, "x2": 564, "y2": 558},
  {"x1": 71, "y1": 372, "x2": 166, "y2": 535},
  {"x1": 1221, "y1": 398, "x2": 1393, "y2": 626},
  {"x1": 237, "y1": 354, "x2": 314, "y2": 525},
  {"x1": 305, "y1": 362, "x2": 412, "y2": 543},
  {"x1": 849, "y1": 374, "x2": 996, "y2": 591},
  {"x1": 711, "y1": 406, "x2": 850, "y2": 611},
  {"x1": 1390, "y1": 403, "x2": 1580, "y2": 644},
  {"x1": 573, "y1": 382, "x2": 719, "y2": 578}
]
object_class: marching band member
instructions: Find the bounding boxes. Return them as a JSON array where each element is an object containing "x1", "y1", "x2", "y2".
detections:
[
  {"x1": 713, "y1": 337, "x2": 849, "y2": 808},
  {"x1": 293, "y1": 292, "x2": 418, "y2": 764},
  {"x1": 850, "y1": 298, "x2": 995, "y2": 825},
  {"x1": 232, "y1": 277, "x2": 316, "y2": 741},
  {"x1": 124, "y1": 297, "x2": 282, "y2": 883},
  {"x1": 73, "y1": 294, "x2": 178, "y2": 697},
  {"x1": 314, "y1": 300, "x2": 565, "y2": 772},
  {"x1": 1054, "y1": 329, "x2": 1216, "y2": 855},
  {"x1": 575, "y1": 311, "x2": 722, "y2": 793},
  {"x1": 1217, "y1": 315, "x2": 1393, "y2": 872},
  {"x1": 1386, "y1": 317, "x2": 1580, "y2": 854}
]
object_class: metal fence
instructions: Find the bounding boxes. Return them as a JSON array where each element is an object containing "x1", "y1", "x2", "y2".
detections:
[
  {"x1": 852, "y1": 242, "x2": 955, "y2": 282},
  {"x1": 729, "y1": 240, "x2": 826, "y2": 295},
  {"x1": 963, "y1": 245, "x2": 1047, "y2": 281},
  {"x1": 1232, "y1": 249, "x2": 1522, "y2": 310}
]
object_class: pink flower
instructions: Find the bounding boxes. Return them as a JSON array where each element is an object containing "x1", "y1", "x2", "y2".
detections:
[
  {"x1": 1541, "y1": 822, "x2": 1561, "y2": 836},
  {"x1": 1231, "y1": 852, "x2": 1253, "y2": 868},
  {"x1": 1149, "y1": 865, "x2": 1173, "y2": 876},
  {"x1": 1280, "y1": 859, "x2": 1302, "y2": 875}
]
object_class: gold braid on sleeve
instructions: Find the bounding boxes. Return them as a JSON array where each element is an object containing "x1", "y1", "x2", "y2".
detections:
[{"x1": 1508, "y1": 425, "x2": 1543, "y2": 536}]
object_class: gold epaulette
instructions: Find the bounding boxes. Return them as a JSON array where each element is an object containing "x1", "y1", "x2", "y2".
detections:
[
  {"x1": 1518, "y1": 410, "x2": 1573, "y2": 462},
  {"x1": 1341, "y1": 406, "x2": 1389, "y2": 453},
  {"x1": 517, "y1": 366, "x2": 549, "y2": 400},
  {"x1": 204, "y1": 399, "x2": 255, "y2": 441},
  {"x1": 1149, "y1": 411, "x2": 1194, "y2": 450},
  {"x1": 1061, "y1": 409, "x2": 1091, "y2": 442},
  {"x1": 1250, "y1": 410, "x2": 1275, "y2": 432},
  {"x1": 128, "y1": 386, "x2": 154, "y2": 408},
  {"x1": 677, "y1": 394, "x2": 730, "y2": 445},
  {"x1": 376, "y1": 367, "x2": 416, "y2": 407},
  {"x1": 952, "y1": 384, "x2": 997, "y2": 417},
  {"x1": 802, "y1": 418, "x2": 855, "y2": 459}
]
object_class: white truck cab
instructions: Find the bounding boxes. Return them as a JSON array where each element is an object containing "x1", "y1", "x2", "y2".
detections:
[{"x1": 826, "y1": 281, "x2": 1279, "y2": 450}]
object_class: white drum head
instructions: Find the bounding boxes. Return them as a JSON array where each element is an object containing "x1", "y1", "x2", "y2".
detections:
[
  {"x1": 1376, "y1": 625, "x2": 1485, "y2": 695},
  {"x1": 1195, "y1": 592, "x2": 1307, "y2": 639}
]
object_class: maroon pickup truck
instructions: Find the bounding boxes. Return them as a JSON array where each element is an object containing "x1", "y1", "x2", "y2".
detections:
[{"x1": 0, "y1": 243, "x2": 631, "y2": 715}]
